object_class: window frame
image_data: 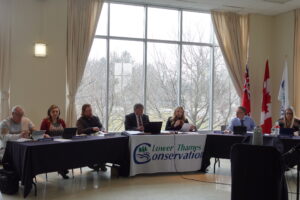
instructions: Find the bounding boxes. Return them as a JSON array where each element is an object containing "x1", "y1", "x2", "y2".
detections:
[{"x1": 88, "y1": 1, "x2": 226, "y2": 131}]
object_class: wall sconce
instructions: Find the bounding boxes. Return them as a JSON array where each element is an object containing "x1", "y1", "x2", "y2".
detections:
[{"x1": 34, "y1": 43, "x2": 47, "y2": 57}]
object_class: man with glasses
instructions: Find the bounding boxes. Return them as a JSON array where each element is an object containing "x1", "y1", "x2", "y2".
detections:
[
  {"x1": 125, "y1": 103, "x2": 150, "y2": 131},
  {"x1": 227, "y1": 106, "x2": 256, "y2": 132}
]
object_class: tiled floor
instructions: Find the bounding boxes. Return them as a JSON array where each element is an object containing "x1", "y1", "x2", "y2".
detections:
[{"x1": 2, "y1": 159, "x2": 299, "y2": 200}]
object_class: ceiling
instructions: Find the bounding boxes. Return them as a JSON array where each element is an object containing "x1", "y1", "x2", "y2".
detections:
[{"x1": 113, "y1": 0, "x2": 300, "y2": 15}]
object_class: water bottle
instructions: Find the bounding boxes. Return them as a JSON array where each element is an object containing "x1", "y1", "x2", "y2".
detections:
[
  {"x1": 274, "y1": 122, "x2": 280, "y2": 136},
  {"x1": 252, "y1": 126, "x2": 263, "y2": 145}
]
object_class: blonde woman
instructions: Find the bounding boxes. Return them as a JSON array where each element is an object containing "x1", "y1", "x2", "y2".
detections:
[
  {"x1": 165, "y1": 106, "x2": 196, "y2": 131},
  {"x1": 277, "y1": 107, "x2": 300, "y2": 133}
]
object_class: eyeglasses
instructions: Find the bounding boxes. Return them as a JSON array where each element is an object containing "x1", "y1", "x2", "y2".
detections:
[{"x1": 286, "y1": 112, "x2": 293, "y2": 115}]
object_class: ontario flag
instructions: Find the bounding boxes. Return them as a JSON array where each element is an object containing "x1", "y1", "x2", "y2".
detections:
[
  {"x1": 260, "y1": 60, "x2": 272, "y2": 134},
  {"x1": 242, "y1": 65, "x2": 251, "y2": 115}
]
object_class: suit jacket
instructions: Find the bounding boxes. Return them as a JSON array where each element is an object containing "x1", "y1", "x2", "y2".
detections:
[{"x1": 125, "y1": 113, "x2": 150, "y2": 131}]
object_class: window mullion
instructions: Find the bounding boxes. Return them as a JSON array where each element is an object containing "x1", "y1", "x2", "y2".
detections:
[
  {"x1": 105, "y1": 2, "x2": 111, "y2": 131},
  {"x1": 178, "y1": 9, "x2": 183, "y2": 106}
]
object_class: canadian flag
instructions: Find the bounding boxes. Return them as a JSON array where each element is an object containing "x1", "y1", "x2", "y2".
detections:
[
  {"x1": 242, "y1": 65, "x2": 251, "y2": 115},
  {"x1": 260, "y1": 60, "x2": 272, "y2": 134}
]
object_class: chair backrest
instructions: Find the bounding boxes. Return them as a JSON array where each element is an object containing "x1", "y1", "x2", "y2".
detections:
[{"x1": 230, "y1": 143, "x2": 288, "y2": 200}]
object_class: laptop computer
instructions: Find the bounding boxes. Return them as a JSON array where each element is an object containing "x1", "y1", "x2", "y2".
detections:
[
  {"x1": 32, "y1": 130, "x2": 46, "y2": 141},
  {"x1": 62, "y1": 128, "x2": 77, "y2": 139},
  {"x1": 279, "y1": 128, "x2": 294, "y2": 137},
  {"x1": 144, "y1": 122, "x2": 163, "y2": 134},
  {"x1": 233, "y1": 126, "x2": 247, "y2": 135}
]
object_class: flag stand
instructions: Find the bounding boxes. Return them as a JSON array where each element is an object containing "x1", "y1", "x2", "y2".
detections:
[{"x1": 297, "y1": 154, "x2": 299, "y2": 200}]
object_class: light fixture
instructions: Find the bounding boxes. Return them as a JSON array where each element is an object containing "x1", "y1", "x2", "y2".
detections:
[{"x1": 34, "y1": 43, "x2": 47, "y2": 57}]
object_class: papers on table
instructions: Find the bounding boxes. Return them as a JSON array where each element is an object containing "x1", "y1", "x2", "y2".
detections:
[
  {"x1": 178, "y1": 132, "x2": 199, "y2": 135},
  {"x1": 125, "y1": 131, "x2": 143, "y2": 135},
  {"x1": 16, "y1": 138, "x2": 32, "y2": 142},
  {"x1": 180, "y1": 123, "x2": 192, "y2": 132},
  {"x1": 54, "y1": 138, "x2": 72, "y2": 142}
]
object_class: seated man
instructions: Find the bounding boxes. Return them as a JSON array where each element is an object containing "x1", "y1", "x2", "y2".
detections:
[
  {"x1": 125, "y1": 103, "x2": 150, "y2": 131},
  {"x1": 76, "y1": 104, "x2": 105, "y2": 135},
  {"x1": 227, "y1": 106, "x2": 256, "y2": 132},
  {"x1": 76, "y1": 104, "x2": 106, "y2": 171},
  {"x1": 0, "y1": 106, "x2": 36, "y2": 157}
]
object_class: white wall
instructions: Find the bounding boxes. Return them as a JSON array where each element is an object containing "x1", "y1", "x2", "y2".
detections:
[
  {"x1": 9, "y1": 0, "x2": 67, "y2": 126},
  {"x1": 248, "y1": 11, "x2": 295, "y2": 124}
]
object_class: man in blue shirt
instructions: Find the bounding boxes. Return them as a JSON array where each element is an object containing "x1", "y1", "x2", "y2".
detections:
[{"x1": 227, "y1": 106, "x2": 256, "y2": 132}]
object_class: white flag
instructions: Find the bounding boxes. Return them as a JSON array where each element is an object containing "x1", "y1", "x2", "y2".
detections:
[{"x1": 278, "y1": 61, "x2": 289, "y2": 117}]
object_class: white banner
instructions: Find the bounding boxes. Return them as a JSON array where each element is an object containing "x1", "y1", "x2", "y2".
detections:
[{"x1": 129, "y1": 134, "x2": 207, "y2": 176}]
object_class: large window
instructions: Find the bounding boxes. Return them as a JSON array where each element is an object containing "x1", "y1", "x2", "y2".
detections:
[{"x1": 76, "y1": 2, "x2": 239, "y2": 131}]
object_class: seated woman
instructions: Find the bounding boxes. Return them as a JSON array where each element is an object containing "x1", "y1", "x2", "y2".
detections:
[
  {"x1": 40, "y1": 105, "x2": 66, "y2": 136},
  {"x1": 165, "y1": 106, "x2": 196, "y2": 131},
  {"x1": 277, "y1": 107, "x2": 300, "y2": 134},
  {"x1": 40, "y1": 105, "x2": 69, "y2": 179}
]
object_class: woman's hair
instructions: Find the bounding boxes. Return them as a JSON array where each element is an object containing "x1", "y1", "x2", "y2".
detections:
[
  {"x1": 284, "y1": 107, "x2": 295, "y2": 128},
  {"x1": 47, "y1": 105, "x2": 60, "y2": 122},
  {"x1": 171, "y1": 106, "x2": 186, "y2": 125},
  {"x1": 81, "y1": 104, "x2": 91, "y2": 116}
]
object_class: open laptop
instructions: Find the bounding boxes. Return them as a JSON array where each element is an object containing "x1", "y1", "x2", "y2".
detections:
[
  {"x1": 233, "y1": 126, "x2": 247, "y2": 135},
  {"x1": 144, "y1": 122, "x2": 163, "y2": 134},
  {"x1": 32, "y1": 130, "x2": 46, "y2": 141},
  {"x1": 62, "y1": 128, "x2": 77, "y2": 139},
  {"x1": 279, "y1": 128, "x2": 294, "y2": 137}
]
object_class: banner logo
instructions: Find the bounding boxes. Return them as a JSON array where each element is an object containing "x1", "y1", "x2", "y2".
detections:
[
  {"x1": 133, "y1": 142, "x2": 203, "y2": 165},
  {"x1": 133, "y1": 143, "x2": 152, "y2": 164}
]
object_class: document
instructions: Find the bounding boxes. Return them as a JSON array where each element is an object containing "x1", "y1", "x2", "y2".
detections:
[
  {"x1": 125, "y1": 131, "x2": 143, "y2": 135},
  {"x1": 16, "y1": 138, "x2": 32, "y2": 142},
  {"x1": 54, "y1": 138, "x2": 72, "y2": 142},
  {"x1": 180, "y1": 123, "x2": 192, "y2": 132}
]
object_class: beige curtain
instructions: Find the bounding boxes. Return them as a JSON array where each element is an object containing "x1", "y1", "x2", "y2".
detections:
[
  {"x1": 211, "y1": 11, "x2": 249, "y2": 98},
  {"x1": 0, "y1": 0, "x2": 12, "y2": 120},
  {"x1": 294, "y1": 9, "x2": 300, "y2": 116},
  {"x1": 66, "y1": 0, "x2": 103, "y2": 126}
]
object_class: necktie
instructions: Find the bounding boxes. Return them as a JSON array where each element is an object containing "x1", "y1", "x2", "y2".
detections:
[
  {"x1": 138, "y1": 116, "x2": 143, "y2": 127},
  {"x1": 241, "y1": 119, "x2": 244, "y2": 127}
]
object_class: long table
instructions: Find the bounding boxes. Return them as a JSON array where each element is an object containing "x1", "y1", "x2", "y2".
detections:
[
  {"x1": 3, "y1": 132, "x2": 300, "y2": 198},
  {"x1": 2, "y1": 135, "x2": 130, "y2": 198},
  {"x1": 201, "y1": 133, "x2": 300, "y2": 171}
]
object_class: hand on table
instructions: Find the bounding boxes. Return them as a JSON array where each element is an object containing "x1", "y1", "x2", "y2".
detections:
[
  {"x1": 137, "y1": 126, "x2": 144, "y2": 131},
  {"x1": 93, "y1": 127, "x2": 100, "y2": 132},
  {"x1": 20, "y1": 130, "x2": 30, "y2": 138},
  {"x1": 189, "y1": 125, "x2": 196, "y2": 131}
]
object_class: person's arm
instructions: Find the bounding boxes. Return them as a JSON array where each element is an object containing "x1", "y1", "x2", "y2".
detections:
[
  {"x1": 28, "y1": 119, "x2": 36, "y2": 132},
  {"x1": 76, "y1": 118, "x2": 93, "y2": 135},
  {"x1": 125, "y1": 115, "x2": 136, "y2": 130},
  {"x1": 227, "y1": 119, "x2": 234, "y2": 132},
  {"x1": 165, "y1": 118, "x2": 172, "y2": 130},
  {"x1": 95, "y1": 117, "x2": 105, "y2": 131},
  {"x1": 0, "y1": 121, "x2": 21, "y2": 144},
  {"x1": 144, "y1": 115, "x2": 150, "y2": 124},
  {"x1": 40, "y1": 119, "x2": 48, "y2": 131},
  {"x1": 250, "y1": 118, "x2": 256, "y2": 131},
  {"x1": 60, "y1": 119, "x2": 66, "y2": 128}
]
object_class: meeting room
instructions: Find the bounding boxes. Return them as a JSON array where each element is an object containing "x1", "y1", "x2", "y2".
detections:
[{"x1": 1, "y1": 0, "x2": 300, "y2": 199}]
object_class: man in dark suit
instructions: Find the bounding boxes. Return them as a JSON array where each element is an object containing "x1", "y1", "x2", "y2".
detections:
[{"x1": 125, "y1": 103, "x2": 150, "y2": 131}]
